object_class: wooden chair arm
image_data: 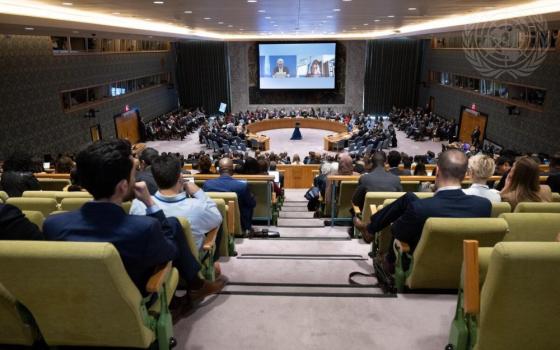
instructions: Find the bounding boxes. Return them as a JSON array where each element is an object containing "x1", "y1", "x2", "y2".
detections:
[
  {"x1": 146, "y1": 262, "x2": 172, "y2": 293},
  {"x1": 352, "y1": 204, "x2": 361, "y2": 216},
  {"x1": 272, "y1": 192, "x2": 277, "y2": 204},
  {"x1": 369, "y1": 204, "x2": 377, "y2": 216},
  {"x1": 202, "y1": 227, "x2": 219, "y2": 251},
  {"x1": 227, "y1": 200, "x2": 235, "y2": 236},
  {"x1": 395, "y1": 239, "x2": 411, "y2": 253},
  {"x1": 463, "y1": 240, "x2": 480, "y2": 315}
]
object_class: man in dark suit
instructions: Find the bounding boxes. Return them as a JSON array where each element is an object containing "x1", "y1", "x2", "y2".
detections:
[
  {"x1": 136, "y1": 147, "x2": 159, "y2": 195},
  {"x1": 546, "y1": 152, "x2": 560, "y2": 193},
  {"x1": 43, "y1": 140, "x2": 224, "y2": 308},
  {"x1": 354, "y1": 149, "x2": 491, "y2": 270},
  {"x1": 272, "y1": 58, "x2": 290, "y2": 77},
  {"x1": 0, "y1": 204, "x2": 43, "y2": 240},
  {"x1": 203, "y1": 158, "x2": 256, "y2": 234},
  {"x1": 387, "y1": 151, "x2": 411, "y2": 176},
  {"x1": 352, "y1": 152, "x2": 403, "y2": 209}
]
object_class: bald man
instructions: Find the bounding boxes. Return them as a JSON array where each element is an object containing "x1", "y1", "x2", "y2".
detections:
[
  {"x1": 354, "y1": 150, "x2": 492, "y2": 271},
  {"x1": 202, "y1": 158, "x2": 256, "y2": 233}
]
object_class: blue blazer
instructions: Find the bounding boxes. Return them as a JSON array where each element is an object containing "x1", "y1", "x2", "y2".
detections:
[
  {"x1": 370, "y1": 189, "x2": 492, "y2": 250},
  {"x1": 202, "y1": 175, "x2": 256, "y2": 230},
  {"x1": 43, "y1": 202, "x2": 179, "y2": 293}
]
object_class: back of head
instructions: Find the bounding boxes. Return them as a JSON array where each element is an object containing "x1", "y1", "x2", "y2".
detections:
[
  {"x1": 198, "y1": 155, "x2": 212, "y2": 173},
  {"x1": 468, "y1": 154, "x2": 496, "y2": 180},
  {"x1": 550, "y1": 152, "x2": 560, "y2": 169},
  {"x1": 257, "y1": 158, "x2": 269, "y2": 174},
  {"x1": 507, "y1": 156, "x2": 540, "y2": 195},
  {"x1": 139, "y1": 148, "x2": 159, "y2": 167},
  {"x1": 437, "y1": 149, "x2": 468, "y2": 182},
  {"x1": 151, "y1": 154, "x2": 181, "y2": 190},
  {"x1": 244, "y1": 157, "x2": 260, "y2": 174},
  {"x1": 387, "y1": 151, "x2": 401, "y2": 168},
  {"x1": 371, "y1": 151, "x2": 387, "y2": 170},
  {"x1": 55, "y1": 156, "x2": 74, "y2": 174},
  {"x1": 413, "y1": 162, "x2": 427, "y2": 176},
  {"x1": 76, "y1": 139, "x2": 133, "y2": 200},
  {"x1": 218, "y1": 158, "x2": 234, "y2": 175},
  {"x1": 337, "y1": 153, "x2": 354, "y2": 175}
]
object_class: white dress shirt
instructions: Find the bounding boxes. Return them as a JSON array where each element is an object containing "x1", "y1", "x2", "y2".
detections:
[
  {"x1": 463, "y1": 183, "x2": 501, "y2": 203},
  {"x1": 130, "y1": 189, "x2": 223, "y2": 250}
]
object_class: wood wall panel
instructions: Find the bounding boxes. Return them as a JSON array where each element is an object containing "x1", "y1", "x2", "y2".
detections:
[{"x1": 277, "y1": 164, "x2": 321, "y2": 189}]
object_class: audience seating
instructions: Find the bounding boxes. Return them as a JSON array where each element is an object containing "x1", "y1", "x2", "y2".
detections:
[
  {"x1": 37, "y1": 178, "x2": 71, "y2": 191},
  {"x1": 401, "y1": 181, "x2": 420, "y2": 192},
  {"x1": 177, "y1": 218, "x2": 219, "y2": 281},
  {"x1": 22, "y1": 210, "x2": 45, "y2": 230},
  {"x1": 0, "y1": 283, "x2": 38, "y2": 346},
  {"x1": 447, "y1": 241, "x2": 560, "y2": 350},
  {"x1": 22, "y1": 191, "x2": 92, "y2": 203},
  {"x1": 513, "y1": 202, "x2": 560, "y2": 213},
  {"x1": 0, "y1": 191, "x2": 7, "y2": 203},
  {"x1": 6, "y1": 197, "x2": 58, "y2": 217},
  {"x1": 60, "y1": 197, "x2": 93, "y2": 211},
  {"x1": 207, "y1": 192, "x2": 242, "y2": 236},
  {"x1": 248, "y1": 180, "x2": 273, "y2": 225},
  {"x1": 552, "y1": 192, "x2": 560, "y2": 202},
  {"x1": 393, "y1": 218, "x2": 508, "y2": 291},
  {"x1": 500, "y1": 213, "x2": 560, "y2": 241},
  {"x1": 0, "y1": 241, "x2": 178, "y2": 349},
  {"x1": 489, "y1": 202, "x2": 511, "y2": 217},
  {"x1": 336, "y1": 181, "x2": 358, "y2": 220}
]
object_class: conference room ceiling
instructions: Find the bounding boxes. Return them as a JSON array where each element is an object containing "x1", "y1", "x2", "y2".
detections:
[{"x1": 1, "y1": 0, "x2": 560, "y2": 40}]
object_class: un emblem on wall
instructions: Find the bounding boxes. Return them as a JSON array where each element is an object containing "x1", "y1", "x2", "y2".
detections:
[{"x1": 462, "y1": 15, "x2": 548, "y2": 79}]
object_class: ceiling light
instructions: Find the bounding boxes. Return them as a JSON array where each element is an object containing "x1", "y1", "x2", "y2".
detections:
[
  {"x1": 184, "y1": 10, "x2": 192, "y2": 14},
  {"x1": 247, "y1": 0, "x2": 257, "y2": 2},
  {"x1": 258, "y1": 10, "x2": 265, "y2": 13},
  {"x1": 363, "y1": 23, "x2": 368, "y2": 25},
  {"x1": 153, "y1": 1, "x2": 164, "y2": 4},
  {"x1": 218, "y1": 21, "x2": 224, "y2": 24},
  {"x1": 228, "y1": 24, "x2": 233, "y2": 27},
  {"x1": 61, "y1": 2, "x2": 73, "y2": 6},
  {"x1": 239, "y1": 28, "x2": 244, "y2": 31},
  {"x1": 273, "y1": 24, "x2": 278, "y2": 27},
  {"x1": 408, "y1": 7, "x2": 417, "y2": 10},
  {"x1": 203, "y1": 17, "x2": 211, "y2": 20},
  {"x1": 24, "y1": 27, "x2": 34, "y2": 30},
  {"x1": 265, "y1": 16, "x2": 271, "y2": 19},
  {"x1": 327, "y1": 15, "x2": 333, "y2": 18},
  {"x1": 333, "y1": 8, "x2": 341, "y2": 12},
  {"x1": 342, "y1": 0, "x2": 352, "y2": 2},
  {"x1": 374, "y1": 19, "x2": 380, "y2": 22},
  {"x1": 388, "y1": 15, "x2": 395, "y2": 18}
]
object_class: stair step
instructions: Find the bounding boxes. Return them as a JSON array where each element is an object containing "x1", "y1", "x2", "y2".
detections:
[
  {"x1": 277, "y1": 218, "x2": 325, "y2": 227},
  {"x1": 281, "y1": 206, "x2": 309, "y2": 212},
  {"x1": 279, "y1": 211, "x2": 315, "y2": 218},
  {"x1": 283, "y1": 202, "x2": 309, "y2": 207}
]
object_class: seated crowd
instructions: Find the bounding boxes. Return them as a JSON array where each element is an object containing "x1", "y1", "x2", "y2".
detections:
[{"x1": 145, "y1": 107, "x2": 206, "y2": 141}]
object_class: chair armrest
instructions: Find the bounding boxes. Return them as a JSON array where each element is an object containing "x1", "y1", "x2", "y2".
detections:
[
  {"x1": 272, "y1": 192, "x2": 277, "y2": 204},
  {"x1": 369, "y1": 204, "x2": 377, "y2": 216},
  {"x1": 352, "y1": 204, "x2": 361, "y2": 216},
  {"x1": 146, "y1": 262, "x2": 172, "y2": 293},
  {"x1": 394, "y1": 239, "x2": 410, "y2": 253},
  {"x1": 463, "y1": 240, "x2": 480, "y2": 315},
  {"x1": 227, "y1": 200, "x2": 235, "y2": 236},
  {"x1": 203, "y1": 227, "x2": 219, "y2": 251}
]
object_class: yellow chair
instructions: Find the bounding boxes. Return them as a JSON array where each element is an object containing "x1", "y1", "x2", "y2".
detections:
[
  {"x1": 490, "y1": 202, "x2": 511, "y2": 217},
  {"x1": 500, "y1": 213, "x2": 560, "y2": 242},
  {"x1": 177, "y1": 217, "x2": 220, "y2": 281},
  {"x1": 37, "y1": 178, "x2": 71, "y2": 191},
  {"x1": 0, "y1": 190, "x2": 8, "y2": 203},
  {"x1": 0, "y1": 283, "x2": 38, "y2": 346},
  {"x1": 0, "y1": 241, "x2": 178, "y2": 349},
  {"x1": 552, "y1": 192, "x2": 560, "y2": 202},
  {"x1": 6, "y1": 197, "x2": 58, "y2": 217},
  {"x1": 513, "y1": 202, "x2": 560, "y2": 213},
  {"x1": 337, "y1": 181, "x2": 358, "y2": 219},
  {"x1": 23, "y1": 191, "x2": 92, "y2": 203},
  {"x1": 21, "y1": 211, "x2": 45, "y2": 230},
  {"x1": 60, "y1": 197, "x2": 92, "y2": 211},
  {"x1": 207, "y1": 192, "x2": 242, "y2": 236},
  {"x1": 401, "y1": 181, "x2": 420, "y2": 192}
]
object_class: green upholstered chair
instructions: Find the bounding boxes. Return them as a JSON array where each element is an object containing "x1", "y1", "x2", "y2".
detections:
[
  {"x1": 337, "y1": 181, "x2": 358, "y2": 219},
  {"x1": 500, "y1": 213, "x2": 560, "y2": 242},
  {"x1": 513, "y1": 202, "x2": 560, "y2": 213},
  {"x1": 247, "y1": 181, "x2": 272, "y2": 225},
  {"x1": 489, "y1": 202, "x2": 511, "y2": 217},
  {"x1": 552, "y1": 192, "x2": 560, "y2": 202},
  {"x1": 23, "y1": 190, "x2": 92, "y2": 202},
  {"x1": 0, "y1": 283, "x2": 38, "y2": 346},
  {"x1": 177, "y1": 217, "x2": 220, "y2": 281},
  {"x1": 37, "y1": 178, "x2": 71, "y2": 191},
  {"x1": 0, "y1": 241, "x2": 178, "y2": 349},
  {"x1": 60, "y1": 197, "x2": 92, "y2": 211},
  {"x1": 22, "y1": 191, "x2": 59, "y2": 200},
  {"x1": 6, "y1": 197, "x2": 58, "y2": 217},
  {"x1": 448, "y1": 241, "x2": 560, "y2": 350},
  {"x1": 210, "y1": 198, "x2": 231, "y2": 257},
  {"x1": 207, "y1": 192, "x2": 242, "y2": 237},
  {"x1": 401, "y1": 181, "x2": 420, "y2": 192},
  {"x1": 21, "y1": 211, "x2": 45, "y2": 231},
  {"x1": 0, "y1": 191, "x2": 8, "y2": 203},
  {"x1": 394, "y1": 218, "x2": 508, "y2": 291}
]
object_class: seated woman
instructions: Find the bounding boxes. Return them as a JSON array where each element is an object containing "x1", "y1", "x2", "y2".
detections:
[
  {"x1": 464, "y1": 154, "x2": 501, "y2": 202},
  {"x1": 501, "y1": 156, "x2": 552, "y2": 209},
  {"x1": 197, "y1": 155, "x2": 214, "y2": 174}
]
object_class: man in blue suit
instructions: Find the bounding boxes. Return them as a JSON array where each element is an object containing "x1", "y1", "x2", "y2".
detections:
[
  {"x1": 203, "y1": 158, "x2": 256, "y2": 234},
  {"x1": 354, "y1": 149, "x2": 491, "y2": 270},
  {"x1": 43, "y1": 140, "x2": 224, "y2": 306}
]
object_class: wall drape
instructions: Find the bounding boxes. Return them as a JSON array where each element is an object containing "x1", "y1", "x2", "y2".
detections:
[
  {"x1": 174, "y1": 41, "x2": 230, "y2": 113},
  {"x1": 363, "y1": 39, "x2": 424, "y2": 114}
]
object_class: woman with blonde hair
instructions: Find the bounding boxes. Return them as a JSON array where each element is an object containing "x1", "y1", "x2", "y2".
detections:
[
  {"x1": 464, "y1": 154, "x2": 501, "y2": 202},
  {"x1": 501, "y1": 156, "x2": 552, "y2": 209},
  {"x1": 292, "y1": 154, "x2": 301, "y2": 165}
]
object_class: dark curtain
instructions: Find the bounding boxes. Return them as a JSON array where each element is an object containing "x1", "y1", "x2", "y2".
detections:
[
  {"x1": 363, "y1": 39, "x2": 423, "y2": 114},
  {"x1": 174, "y1": 41, "x2": 230, "y2": 114}
]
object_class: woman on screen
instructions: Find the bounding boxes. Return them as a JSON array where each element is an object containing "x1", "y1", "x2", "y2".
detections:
[{"x1": 307, "y1": 60, "x2": 322, "y2": 77}]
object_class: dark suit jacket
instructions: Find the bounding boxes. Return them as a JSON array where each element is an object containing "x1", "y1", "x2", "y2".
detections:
[
  {"x1": 43, "y1": 202, "x2": 178, "y2": 293},
  {"x1": 352, "y1": 168, "x2": 403, "y2": 208},
  {"x1": 545, "y1": 172, "x2": 560, "y2": 193},
  {"x1": 368, "y1": 189, "x2": 492, "y2": 251},
  {"x1": 273, "y1": 66, "x2": 290, "y2": 76},
  {"x1": 202, "y1": 175, "x2": 256, "y2": 231},
  {"x1": 389, "y1": 168, "x2": 412, "y2": 176},
  {"x1": 136, "y1": 167, "x2": 158, "y2": 195},
  {"x1": 0, "y1": 204, "x2": 43, "y2": 240},
  {"x1": 0, "y1": 171, "x2": 41, "y2": 197}
]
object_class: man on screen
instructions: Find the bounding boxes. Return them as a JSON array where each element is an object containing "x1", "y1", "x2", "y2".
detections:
[{"x1": 272, "y1": 58, "x2": 290, "y2": 78}]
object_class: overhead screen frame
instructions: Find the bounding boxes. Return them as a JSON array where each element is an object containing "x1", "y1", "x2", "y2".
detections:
[{"x1": 257, "y1": 41, "x2": 338, "y2": 91}]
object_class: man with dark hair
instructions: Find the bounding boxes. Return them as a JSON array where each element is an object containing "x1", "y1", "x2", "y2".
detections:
[
  {"x1": 130, "y1": 154, "x2": 222, "y2": 251},
  {"x1": 0, "y1": 204, "x2": 43, "y2": 240},
  {"x1": 494, "y1": 155, "x2": 513, "y2": 191},
  {"x1": 354, "y1": 149, "x2": 491, "y2": 270},
  {"x1": 43, "y1": 140, "x2": 224, "y2": 309},
  {"x1": 387, "y1": 151, "x2": 411, "y2": 176},
  {"x1": 352, "y1": 151, "x2": 402, "y2": 209},
  {"x1": 546, "y1": 152, "x2": 560, "y2": 193},
  {"x1": 203, "y1": 158, "x2": 256, "y2": 234},
  {"x1": 136, "y1": 147, "x2": 159, "y2": 195}
]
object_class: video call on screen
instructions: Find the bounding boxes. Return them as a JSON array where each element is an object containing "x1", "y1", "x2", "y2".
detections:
[{"x1": 258, "y1": 43, "x2": 336, "y2": 90}]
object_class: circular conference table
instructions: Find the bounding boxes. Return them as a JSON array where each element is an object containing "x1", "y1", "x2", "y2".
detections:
[{"x1": 245, "y1": 117, "x2": 353, "y2": 151}]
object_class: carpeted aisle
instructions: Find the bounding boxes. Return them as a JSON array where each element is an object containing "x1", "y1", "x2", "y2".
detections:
[{"x1": 172, "y1": 189, "x2": 457, "y2": 349}]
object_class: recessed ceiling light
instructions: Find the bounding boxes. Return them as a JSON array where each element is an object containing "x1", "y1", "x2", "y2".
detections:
[
  {"x1": 218, "y1": 21, "x2": 224, "y2": 24},
  {"x1": 374, "y1": 19, "x2": 380, "y2": 22},
  {"x1": 203, "y1": 17, "x2": 211, "y2": 20},
  {"x1": 228, "y1": 24, "x2": 233, "y2": 27},
  {"x1": 265, "y1": 16, "x2": 271, "y2": 19},
  {"x1": 363, "y1": 23, "x2": 368, "y2": 25},
  {"x1": 342, "y1": 0, "x2": 352, "y2": 2},
  {"x1": 153, "y1": 1, "x2": 164, "y2": 4},
  {"x1": 24, "y1": 27, "x2": 34, "y2": 30},
  {"x1": 408, "y1": 7, "x2": 417, "y2": 10},
  {"x1": 327, "y1": 15, "x2": 333, "y2": 18},
  {"x1": 112, "y1": 12, "x2": 120, "y2": 15},
  {"x1": 239, "y1": 28, "x2": 244, "y2": 31},
  {"x1": 273, "y1": 24, "x2": 278, "y2": 27},
  {"x1": 247, "y1": 0, "x2": 257, "y2": 2},
  {"x1": 61, "y1": 2, "x2": 73, "y2": 6},
  {"x1": 333, "y1": 8, "x2": 341, "y2": 12},
  {"x1": 387, "y1": 15, "x2": 395, "y2": 18},
  {"x1": 352, "y1": 27, "x2": 357, "y2": 29},
  {"x1": 258, "y1": 10, "x2": 266, "y2": 13},
  {"x1": 184, "y1": 10, "x2": 192, "y2": 14}
]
